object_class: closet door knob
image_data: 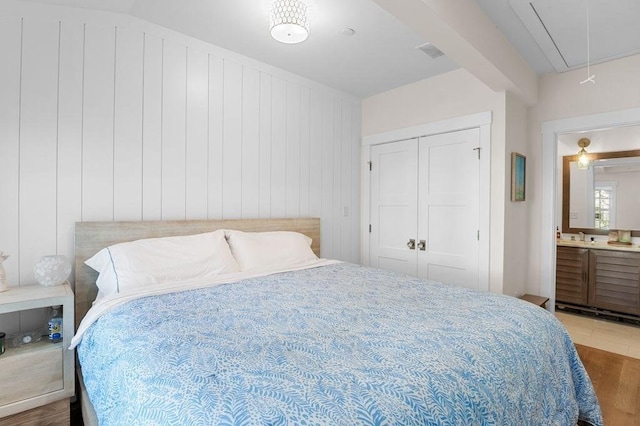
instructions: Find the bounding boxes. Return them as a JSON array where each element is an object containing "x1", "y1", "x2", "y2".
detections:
[
  {"x1": 417, "y1": 240, "x2": 426, "y2": 251},
  {"x1": 407, "y1": 239, "x2": 416, "y2": 250}
]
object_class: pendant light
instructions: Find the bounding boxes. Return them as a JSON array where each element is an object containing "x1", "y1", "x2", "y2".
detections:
[{"x1": 577, "y1": 138, "x2": 591, "y2": 170}]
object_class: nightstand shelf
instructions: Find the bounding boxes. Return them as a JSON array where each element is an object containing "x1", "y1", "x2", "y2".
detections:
[
  {"x1": 519, "y1": 293, "x2": 550, "y2": 309},
  {"x1": 0, "y1": 283, "x2": 74, "y2": 423}
]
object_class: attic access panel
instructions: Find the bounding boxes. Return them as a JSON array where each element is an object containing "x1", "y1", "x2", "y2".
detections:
[{"x1": 509, "y1": 0, "x2": 640, "y2": 72}]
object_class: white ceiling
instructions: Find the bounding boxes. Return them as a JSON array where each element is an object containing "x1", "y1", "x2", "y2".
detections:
[
  {"x1": 477, "y1": 0, "x2": 640, "y2": 74},
  {"x1": 21, "y1": 0, "x2": 640, "y2": 98},
  {"x1": 559, "y1": 124, "x2": 640, "y2": 156}
]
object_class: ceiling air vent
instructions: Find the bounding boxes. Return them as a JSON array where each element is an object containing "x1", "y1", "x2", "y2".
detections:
[{"x1": 417, "y1": 42, "x2": 444, "y2": 59}]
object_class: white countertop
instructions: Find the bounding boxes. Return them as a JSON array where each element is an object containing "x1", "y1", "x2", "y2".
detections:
[{"x1": 557, "y1": 239, "x2": 640, "y2": 252}]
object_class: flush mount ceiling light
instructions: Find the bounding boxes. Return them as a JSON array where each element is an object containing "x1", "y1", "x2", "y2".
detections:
[
  {"x1": 270, "y1": 0, "x2": 309, "y2": 44},
  {"x1": 577, "y1": 138, "x2": 591, "y2": 170}
]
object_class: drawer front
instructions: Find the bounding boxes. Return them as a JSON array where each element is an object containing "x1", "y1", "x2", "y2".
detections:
[{"x1": 0, "y1": 343, "x2": 63, "y2": 406}]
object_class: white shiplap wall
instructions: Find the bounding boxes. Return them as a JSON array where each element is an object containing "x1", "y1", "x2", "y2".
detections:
[{"x1": 0, "y1": 8, "x2": 361, "y2": 333}]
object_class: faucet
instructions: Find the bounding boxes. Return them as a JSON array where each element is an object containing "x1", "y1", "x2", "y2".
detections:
[{"x1": 579, "y1": 232, "x2": 585, "y2": 242}]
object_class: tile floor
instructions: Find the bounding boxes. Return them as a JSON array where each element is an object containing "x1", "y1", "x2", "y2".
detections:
[{"x1": 556, "y1": 311, "x2": 640, "y2": 360}]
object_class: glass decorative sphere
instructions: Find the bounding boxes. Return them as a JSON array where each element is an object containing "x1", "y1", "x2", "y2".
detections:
[{"x1": 33, "y1": 255, "x2": 72, "y2": 287}]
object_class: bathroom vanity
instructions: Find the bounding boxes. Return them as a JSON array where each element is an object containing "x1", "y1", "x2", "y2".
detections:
[{"x1": 556, "y1": 240, "x2": 640, "y2": 318}]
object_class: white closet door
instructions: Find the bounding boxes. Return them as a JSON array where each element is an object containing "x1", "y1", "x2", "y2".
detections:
[
  {"x1": 369, "y1": 139, "x2": 418, "y2": 275},
  {"x1": 417, "y1": 129, "x2": 480, "y2": 289}
]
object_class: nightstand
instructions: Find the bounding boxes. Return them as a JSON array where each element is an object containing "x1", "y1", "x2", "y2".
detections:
[
  {"x1": 519, "y1": 293, "x2": 549, "y2": 309},
  {"x1": 0, "y1": 283, "x2": 74, "y2": 424}
]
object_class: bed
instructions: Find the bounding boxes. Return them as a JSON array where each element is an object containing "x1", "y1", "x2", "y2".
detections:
[{"x1": 72, "y1": 218, "x2": 603, "y2": 426}]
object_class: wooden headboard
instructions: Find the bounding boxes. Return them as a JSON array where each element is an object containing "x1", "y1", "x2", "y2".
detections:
[{"x1": 74, "y1": 218, "x2": 320, "y2": 329}]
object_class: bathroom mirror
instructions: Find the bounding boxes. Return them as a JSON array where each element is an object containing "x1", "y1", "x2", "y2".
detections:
[{"x1": 562, "y1": 149, "x2": 640, "y2": 237}]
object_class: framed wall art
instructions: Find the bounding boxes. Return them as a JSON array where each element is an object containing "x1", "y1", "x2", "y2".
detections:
[{"x1": 511, "y1": 152, "x2": 526, "y2": 202}]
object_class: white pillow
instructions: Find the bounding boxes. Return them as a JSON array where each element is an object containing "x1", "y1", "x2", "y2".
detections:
[
  {"x1": 225, "y1": 230, "x2": 318, "y2": 272},
  {"x1": 85, "y1": 230, "x2": 239, "y2": 296}
]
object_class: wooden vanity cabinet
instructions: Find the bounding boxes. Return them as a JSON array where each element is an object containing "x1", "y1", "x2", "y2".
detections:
[
  {"x1": 556, "y1": 246, "x2": 589, "y2": 306},
  {"x1": 588, "y1": 249, "x2": 640, "y2": 316},
  {"x1": 556, "y1": 245, "x2": 640, "y2": 317}
]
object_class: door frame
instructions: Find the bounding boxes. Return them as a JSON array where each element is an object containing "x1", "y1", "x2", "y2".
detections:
[
  {"x1": 361, "y1": 112, "x2": 492, "y2": 292},
  {"x1": 541, "y1": 106, "x2": 640, "y2": 313}
]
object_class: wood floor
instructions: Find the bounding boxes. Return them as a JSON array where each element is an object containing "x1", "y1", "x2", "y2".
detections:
[{"x1": 576, "y1": 344, "x2": 640, "y2": 425}]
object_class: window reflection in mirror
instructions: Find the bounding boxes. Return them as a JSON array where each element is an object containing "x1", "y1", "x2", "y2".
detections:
[{"x1": 594, "y1": 185, "x2": 613, "y2": 229}]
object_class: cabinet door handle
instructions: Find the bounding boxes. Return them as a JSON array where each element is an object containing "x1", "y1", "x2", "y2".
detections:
[
  {"x1": 407, "y1": 239, "x2": 416, "y2": 250},
  {"x1": 417, "y1": 240, "x2": 426, "y2": 251}
]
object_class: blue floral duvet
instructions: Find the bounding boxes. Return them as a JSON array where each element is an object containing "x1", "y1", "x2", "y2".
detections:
[{"x1": 78, "y1": 263, "x2": 602, "y2": 425}]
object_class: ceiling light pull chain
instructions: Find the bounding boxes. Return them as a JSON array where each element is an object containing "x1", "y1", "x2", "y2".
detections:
[{"x1": 580, "y1": 0, "x2": 595, "y2": 84}]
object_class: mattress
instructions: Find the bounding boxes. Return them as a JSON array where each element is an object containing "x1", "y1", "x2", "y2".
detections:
[{"x1": 76, "y1": 262, "x2": 602, "y2": 425}]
